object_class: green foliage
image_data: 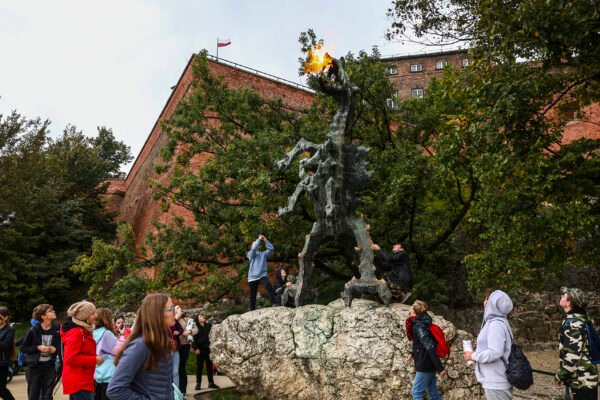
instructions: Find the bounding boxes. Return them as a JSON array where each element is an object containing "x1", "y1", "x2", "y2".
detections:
[
  {"x1": 386, "y1": 0, "x2": 600, "y2": 295},
  {"x1": 88, "y1": 12, "x2": 599, "y2": 307},
  {"x1": 71, "y1": 223, "x2": 150, "y2": 310},
  {"x1": 387, "y1": 0, "x2": 600, "y2": 69},
  {"x1": 0, "y1": 111, "x2": 132, "y2": 318}
]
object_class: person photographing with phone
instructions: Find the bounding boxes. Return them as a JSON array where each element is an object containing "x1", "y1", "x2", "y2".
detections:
[{"x1": 247, "y1": 234, "x2": 277, "y2": 310}]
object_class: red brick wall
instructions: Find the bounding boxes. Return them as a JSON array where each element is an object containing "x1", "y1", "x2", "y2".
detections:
[
  {"x1": 105, "y1": 52, "x2": 598, "y2": 252},
  {"x1": 562, "y1": 103, "x2": 600, "y2": 143},
  {"x1": 383, "y1": 50, "x2": 468, "y2": 99},
  {"x1": 106, "y1": 56, "x2": 315, "y2": 249}
]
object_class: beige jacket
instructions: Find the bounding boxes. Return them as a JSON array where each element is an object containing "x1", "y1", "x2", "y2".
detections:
[{"x1": 177, "y1": 317, "x2": 198, "y2": 346}]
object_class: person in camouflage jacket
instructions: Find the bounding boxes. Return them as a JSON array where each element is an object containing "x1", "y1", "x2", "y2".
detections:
[{"x1": 555, "y1": 287, "x2": 598, "y2": 400}]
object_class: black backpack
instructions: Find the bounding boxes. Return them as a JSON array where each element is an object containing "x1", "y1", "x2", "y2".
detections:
[
  {"x1": 501, "y1": 325, "x2": 534, "y2": 390},
  {"x1": 563, "y1": 317, "x2": 600, "y2": 365}
]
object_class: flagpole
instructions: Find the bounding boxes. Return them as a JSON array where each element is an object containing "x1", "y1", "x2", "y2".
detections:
[{"x1": 216, "y1": 37, "x2": 219, "y2": 61}]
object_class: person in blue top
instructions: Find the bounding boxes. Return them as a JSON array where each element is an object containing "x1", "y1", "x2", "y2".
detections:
[
  {"x1": 107, "y1": 293, "x2": 175, "y2": 400},
  {"x1": 247, "y1": 234, "x2": 277, "y2": 310}
]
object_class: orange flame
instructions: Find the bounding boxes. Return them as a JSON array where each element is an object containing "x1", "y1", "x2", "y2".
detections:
[{"x1": 305, "y1": 44, "x2": 333, "y2": 74}]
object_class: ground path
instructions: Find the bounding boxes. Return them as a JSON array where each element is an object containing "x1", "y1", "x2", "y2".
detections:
[
  {"x1": 8, "y1": 374, "x2": 234, "y2": 400},
  {"x1": 7, "y1": 349, "x2": 594, "y2": 399}
]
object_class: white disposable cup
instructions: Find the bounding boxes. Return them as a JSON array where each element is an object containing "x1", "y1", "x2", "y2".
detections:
[{"x1": 463, "y1": 340, "x2": 474, "y2": 365}]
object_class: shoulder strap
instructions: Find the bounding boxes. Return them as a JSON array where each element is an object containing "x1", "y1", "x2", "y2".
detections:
[
  {"x1": 487, "y1": 318, "x2": 514, "y2": 343},
  {"x1": 487, "y1": 318, "x2": 513, "y2": 367},
  {"x1": 562, "y1": 317, "x2": 580, "y2": 326}
]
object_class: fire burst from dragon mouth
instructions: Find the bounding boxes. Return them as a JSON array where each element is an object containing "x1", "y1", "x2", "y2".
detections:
[{"x1": 304, "y1": 44, "x2": 333, "y2": 74}]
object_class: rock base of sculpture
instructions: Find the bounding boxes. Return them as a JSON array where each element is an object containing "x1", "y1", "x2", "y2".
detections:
[
  {"x1": 341, "y1": 277, "x2": 391, "y2": 306},
  {"x1": 211, "y1": 299, "x2": 484, "y2": 400}
]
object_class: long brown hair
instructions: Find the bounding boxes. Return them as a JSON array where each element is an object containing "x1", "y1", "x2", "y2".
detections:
[
  {"x1": 114, "y1": 293, "x2": 171, "y2": 370},
  {"x1": 95, "y1": 308, "x2": 114, "y2": 332}
]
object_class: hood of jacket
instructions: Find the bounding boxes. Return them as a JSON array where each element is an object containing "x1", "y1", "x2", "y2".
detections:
[
  {"x1": 275, "y1": 268, "x2": 287, "y2": 286},
  {"x1": 61, "y1": 317, "x2": 80, "y2": 333},
  {"x1": 483, "y1": 290, "x2": 513, "y2": 322}
]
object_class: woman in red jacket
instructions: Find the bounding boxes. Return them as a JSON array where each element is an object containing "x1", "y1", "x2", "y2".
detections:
[{"x1": 60, "y1": 301, "x2": 104, "y2": 400}]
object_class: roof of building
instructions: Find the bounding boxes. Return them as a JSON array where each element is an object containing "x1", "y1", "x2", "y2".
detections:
[{"x1": 382, "y1": 48, "x2": 468, "y2": 62}]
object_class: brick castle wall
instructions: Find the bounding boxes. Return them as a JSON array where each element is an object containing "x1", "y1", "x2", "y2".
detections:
[{"x1": 104, "y1": 56, "x2": 314, "y2": 249}]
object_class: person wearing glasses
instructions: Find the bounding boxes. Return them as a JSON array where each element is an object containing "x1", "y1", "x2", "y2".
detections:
[
  {"x1": 108, "y1": 293, "x2": 177, "y2": 400},
  {"x1": 21, "y1": 304, "x2": 62, "y2": 400}
]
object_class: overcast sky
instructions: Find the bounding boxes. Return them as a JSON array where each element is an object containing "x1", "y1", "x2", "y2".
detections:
[{"x1": 1, "y1": 1, "x2": 438, "y2": 173}]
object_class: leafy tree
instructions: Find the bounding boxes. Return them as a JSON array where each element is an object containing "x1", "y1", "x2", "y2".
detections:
[
  {"x1": 84, "y1": 10, "x2": 599, "y2": 308},
  {"x1": 71, "y1": 223, "x2": 150, "y2": 310},
  {"x1": 386, "y1": 0, "x2": 600, "y2": 293},
  {"x1": 0, "y1": 111, "x2": 132, "y2": 318}
]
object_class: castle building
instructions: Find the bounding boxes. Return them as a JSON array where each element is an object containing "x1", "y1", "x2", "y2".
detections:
[{"x1": 105, "y1": 51, "x2": 600, "y2": 249}]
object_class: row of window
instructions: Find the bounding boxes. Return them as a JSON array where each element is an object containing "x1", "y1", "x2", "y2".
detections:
[
  {"x1": 387, "y1": 59, "x2": 470, "y2": 75},
  {"x1": 386, "y1": 88, "x2": 424, "y2": 109}
]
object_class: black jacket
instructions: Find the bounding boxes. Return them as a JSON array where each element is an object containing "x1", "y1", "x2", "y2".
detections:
[
  {"x1": 412, "y1": 313, "x2": 444, "y2": 373},
  {"x1": 375, "y1": 249, "x2": 413, "y2": 290},
  {"x1": 0, "y1": 324, "x2": 15, "y2": 367},
  {"x1": 191, "y1": 320, "x2": 212, "y2": 352},
  {"x1": 274, "y1": 268, "x2": 286, "y2": 296},
  {"x1": 21, "y1": 322, "x2": 62, "y2": 364}
]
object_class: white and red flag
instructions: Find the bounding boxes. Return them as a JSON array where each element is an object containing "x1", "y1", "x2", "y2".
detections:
[{"x1": 217, "y1": 38, "x2": 231, "y2": 47}]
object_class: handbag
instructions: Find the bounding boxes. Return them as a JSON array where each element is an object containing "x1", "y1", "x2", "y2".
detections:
[{"x1": 23, "y1": 352, "x2": 40, "y2": 367}]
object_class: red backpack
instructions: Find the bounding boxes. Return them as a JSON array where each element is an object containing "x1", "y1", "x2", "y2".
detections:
[
  {"x1": 405, "y1": 316, "x2": 450, "y2": 358},
  {"x1": 429, "y1": 323, "x2": 450, "y2": 358}
]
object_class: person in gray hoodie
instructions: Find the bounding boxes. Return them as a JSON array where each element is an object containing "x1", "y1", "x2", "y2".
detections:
[{"x1": 464, "y1": 289, "x2": 514, "y2": 400}]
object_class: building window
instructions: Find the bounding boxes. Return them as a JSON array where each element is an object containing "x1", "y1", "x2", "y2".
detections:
[
  {"x1": 386, "y1": 98, "x2": 398, "y2": 109},
  {"x1": 387, "y1": 65, "x2": 398, "y2": 75},
  {"x1": 411, "y1": 88, "x2": 424, "y2": 98},
  {"x1": 410, "y1": 64, "x2": 423, "y2": 72},
  {"x1": 435, "y1": 60, "x2": 448, "y2": 70},
  {"x1": 462, "y1": 58, "x2": 470, "y2": 67}
]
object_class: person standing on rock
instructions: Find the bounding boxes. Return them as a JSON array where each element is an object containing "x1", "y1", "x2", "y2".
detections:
[
  {"x1": 247, "y1": 234, "x2": 277, "y2": 310},
  {"x1": 371, "y1": 241, "x2": 413, "y2": 303},
  {"x1": 464, "y1": 289, "x2": 514, "y2": 400},
  {"x1": 406, "y1": 300, "x2": 446, "y2": 400},
  {"x1": 555, "y1": 287, "x2": 598, "y2": 400},
  {"x1": 274, "y1": 267, "x2": 290, "y2": 306}
]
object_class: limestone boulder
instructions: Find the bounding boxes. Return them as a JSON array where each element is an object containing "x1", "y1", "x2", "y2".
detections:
[{"x1": 211, "y1": 299, "x2": 484, "y2": 400}]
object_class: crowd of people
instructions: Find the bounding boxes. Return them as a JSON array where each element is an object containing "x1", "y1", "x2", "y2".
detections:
[
  {"x1": 406, "y1": 287, "x2": 598, "y2": 400},
  {"x1": 247, "y1": 235, "x2": 598, "y2": 400},
  {"x1": 0, "y1": 236, "x2": 596, "y2": 400},
  {"x1": 0, "y1": 293, "x2": 219, "y2": 400}
]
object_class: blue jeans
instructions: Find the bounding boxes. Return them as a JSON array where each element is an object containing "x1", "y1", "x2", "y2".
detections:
[
  {"x1": 69, "y1": 390, "x2": 94, "y2": 400},
  {"x1": 172, "y1": 350, "x2": 180, "y2": 389},
  {"x1": 412, "y1": 371, "x2": 441, "y2": 400}
]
